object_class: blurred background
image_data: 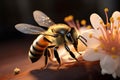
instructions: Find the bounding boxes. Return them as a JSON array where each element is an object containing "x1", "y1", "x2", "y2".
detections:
[{"x1": 0, "y1": 0, "x2": 120, "y2": 41}]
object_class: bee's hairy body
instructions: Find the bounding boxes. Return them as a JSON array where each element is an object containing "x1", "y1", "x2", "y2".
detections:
[
  {"x1": 15, "y1": 10, "x2": 84, "y2": 69},
  {"x1": 29, "y1": 35, "x2": 49, "y2": 63},
  {"x1": 29, "y1": 24, "x2": 77, "y2": 64}
]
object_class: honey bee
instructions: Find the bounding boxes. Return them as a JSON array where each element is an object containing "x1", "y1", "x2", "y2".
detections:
[{"x1": 15, "y1": 10, "x2": 86, "y2": 69}]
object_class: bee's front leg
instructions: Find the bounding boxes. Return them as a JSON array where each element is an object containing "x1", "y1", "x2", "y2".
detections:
[{"x1": 77, "y1": 35, "x2": 87, "y2": 47}]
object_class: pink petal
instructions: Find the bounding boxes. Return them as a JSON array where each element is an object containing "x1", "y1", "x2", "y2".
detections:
[
  {"x1": 82, "y1": 48, "x2": 105, "y2": 61},
  {"x1": 90, "y1": 13, "x2": 105, "y2": 35},
  {"x1": 112, "y1": 11, "x2": 120, "y2": 28}
]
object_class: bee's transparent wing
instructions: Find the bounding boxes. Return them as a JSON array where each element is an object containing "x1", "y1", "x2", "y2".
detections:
[
  {"x1": 33, "y1": 10, "x2": 55, "y2": 27},
  {"x1": 15, "y1": 23, "x2": 45, "y2": 34}
]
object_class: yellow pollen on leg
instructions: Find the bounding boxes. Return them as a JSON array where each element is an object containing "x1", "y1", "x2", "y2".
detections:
[{"x1": 89, "y1": 33, "x2": 93, "y2": 38}]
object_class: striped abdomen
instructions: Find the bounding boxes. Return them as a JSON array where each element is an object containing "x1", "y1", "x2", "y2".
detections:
[{"x1": 29, "y1": 35, "x2": 49, "y2": 63}]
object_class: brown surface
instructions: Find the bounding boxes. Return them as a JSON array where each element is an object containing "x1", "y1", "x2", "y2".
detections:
[{"x1": 0, "y1": 37, "x2": 118, "y2": 80}]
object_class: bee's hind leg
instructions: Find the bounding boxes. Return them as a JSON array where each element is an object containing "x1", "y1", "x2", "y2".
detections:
[
  {"x1": 41, "y1": 45, "x2": 62, "y2": 70},
  {"x1": 40, "y1": 48, "x2": 50, "y2": 70},
  {"x1": 41, "y1": 45, "x2": 61, "y2": 70}
]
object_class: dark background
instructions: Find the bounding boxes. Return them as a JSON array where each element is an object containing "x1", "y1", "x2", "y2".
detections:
[{"x1": 0, "y1": 0, "x2": 120, "y2": 41}]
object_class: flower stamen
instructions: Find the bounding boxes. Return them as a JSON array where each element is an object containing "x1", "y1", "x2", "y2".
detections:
[
  {"x1": 64, "y1": 15, "x2": 76, "y2": 28},
  {"x1": 111, "y1": 55, "x2": 118, "y2": 59},
  {"x1": 64, "y1": 15, "x2": 89, "y2": 31},
  {"x1": 80, "y1": 19, "x2": 86, "y2": 26},
  {"x1": 92, "y1": 8, "x2": 120, "y2": 56},
  {"x1": 87, "y1": 25, "x2": 92, "y2": 29},
  {"x1": 104, "y1": 8, "x2": 109, "y2": 24},
  {"x1": 94, "y1": 48, "x2": 98, "y2": 52},
  {"x1": 64, "y1": 15, "x2": 73, "y2": 22},
  {"x1": 111, "y1": 47, "x2": 116, "y2": 53},
  {"x1": 110, "y1": 17, "x2": 114, "y2": 23},
  {"x1": 89, "y1": 33, "x2": 93, "y2": 38}
]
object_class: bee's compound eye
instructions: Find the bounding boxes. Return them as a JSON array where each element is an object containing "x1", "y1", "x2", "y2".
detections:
[{"x1": 66, "y1": 32, "x2": 74, "y2": 43}]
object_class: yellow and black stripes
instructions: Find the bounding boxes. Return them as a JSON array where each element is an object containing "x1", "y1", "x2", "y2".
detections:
[{"x1": 29, "y1": 35, "x2": 49, "y2": 63}]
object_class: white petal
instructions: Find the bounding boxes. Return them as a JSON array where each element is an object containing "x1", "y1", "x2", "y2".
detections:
[
  {"x1": 82, "y1": 48, "x2": 105, "y2": 61},
  {"x1": 81, "y1": 29, "x2": 100, "y2": 48},
  {"x1": 116, "y1": 69, "x2": 120, "y2": 77},
  {"x1": 100, "y1": 55, "x2": 119, "y2": 74},
  {"x1": 112, "y1": 11, "x2": 120, "y2": 28},
  {"x1": 112, "y1": 72, "x2": 117, "y2": 79},
  {"x1": 90, "y1": 13, "x2": 105, "y2": 34},
  {"x1": 115, "y1": 57, "x2": 120, "y2": 77}
]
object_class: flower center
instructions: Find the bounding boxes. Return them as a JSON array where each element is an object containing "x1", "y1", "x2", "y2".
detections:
[
  {"x1": 90, "y1": 9, "x2": 120, "y2": 56},
  {"x1": 97, "y1": 8, "x2": 120, "y2": 56}
]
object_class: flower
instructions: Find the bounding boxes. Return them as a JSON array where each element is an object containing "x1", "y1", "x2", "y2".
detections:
[{"x1": 81, "y1": 8, "x2": 120, "y2": 78}]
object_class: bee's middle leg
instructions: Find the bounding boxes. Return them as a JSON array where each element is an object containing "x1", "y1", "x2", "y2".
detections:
[{"x1": 53, "y1": 46, "x2": 61, "y2": 69}]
